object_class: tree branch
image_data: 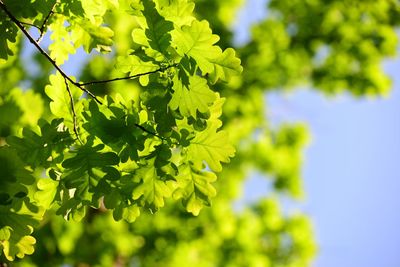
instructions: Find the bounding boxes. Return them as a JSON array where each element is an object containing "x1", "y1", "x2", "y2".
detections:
[
  {"x1": 0, "y1": 0, "x2": 102, "y2": 104},
  {"x1": 77, "y1": 64, "x2": 178, "y2": 86},
  {"x1": 1, "y1": 0, "x2": 175, "y2": 143},
  {"x1": 36, "y1": 0, "x2": 58, "y2": 43}
]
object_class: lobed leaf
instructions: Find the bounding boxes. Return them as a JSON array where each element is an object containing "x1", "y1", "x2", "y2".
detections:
[
  {"x1": 7, "y1": 119, "x2": 72, "y2": 168},
  {"x1": 48, "y1": 16, "x2": 76, "y2": 65},
  {"x1": 34, "y1": 178, "x2": 59, "y2": 209},
  {"x1": 132, "y1": 161, "x2": 176, "y2": 211},
  {"x1": 45, "y1": 73, "x2": 83, "y2": 132},
  {"x1": 71, "y1": 19, "x2": 114, "y2": 53},
  {"x1": 58, "y1": 142, "x2": 120, "y2": 219},
  {"x1": 172, "y1": 20, "x2": 221, "y2": 74},
  {"x1": 0, "y1": 15, "x2": 18, "y2": 60},
  {"x1": 187, "y1": 123, "x2": 235, "y2": 172},
  {"x1": 169, "y1": 73, "x2": 216, "y2": 118},
  {"x1": 208, "y1": 48, "x2": 243, "y2": 84},
  {"x1": 116, "y1": 53, "x2": 159, "y2": 75},
  {"x1": 173, "y1": 163, "x2": 217, "y2": 216},
  {"x1": 133, "y1": 1, "x2": 174, "y2": 56},
  {"x1": 156, "y1": 0, "x2": 196, "y2": 27}
]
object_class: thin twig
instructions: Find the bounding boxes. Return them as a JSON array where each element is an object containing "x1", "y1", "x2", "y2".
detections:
[
  {"x1": 134, "y1": 123, "x2": 165, "y2": 141},
  {"x1": 0, "y1": 1, "x2": 178, "y2": 104},
  {"x1": 0, "y1": 1, "x2": 177, "y2": 104},
  {"x1": 36, "y1": 0, "x2": 58, "y2": 43},
  {"x1": 0, "y1": 0, "x2": 102, "y2": 104},
  {"x1": 64, "y1": 78, "x2": 83, "y2": 144},
  {"x1": 78, "y1": 64, "x2": 178, "y2": 86},
  {"x1": 1, "y1": 0, "x2": 175, "y2": 144},
  {"x1": 20, "y1": 21, "x2": 40, "y2": 30}
]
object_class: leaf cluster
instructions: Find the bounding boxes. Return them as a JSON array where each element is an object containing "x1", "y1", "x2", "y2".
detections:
[{"x1": 0, "y1": 0, "x2": 242, "y2": 261}]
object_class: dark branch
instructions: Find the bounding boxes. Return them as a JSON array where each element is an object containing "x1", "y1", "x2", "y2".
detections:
[
  {"x1": 77, "y1": 64, "x2": 178, "y2": 86},
  {"x1": 1, "y1": 0, "x2": 178, "y2": 143},
  {"x1": 0, "y1": 0, "x2": 178, "y2": 147},
  {"x1": 64, "y1": 79, "x2": 83, "y2": 144},
  {"x1": 134, "y1": 123, "x2": 165, "y2": 141},
  {"x1": 0, "y1": 0, "x2": 102, "y2": 104},
  {"x1": 0, "y1": 1, "x2": 177, "y2": 104},
  {"x1": 36, "y1": 0, "x2": 58, "y2": 43}
]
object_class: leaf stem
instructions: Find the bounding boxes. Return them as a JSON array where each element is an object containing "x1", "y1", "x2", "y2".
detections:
[
  {"x1": 19, "y1": 21, "x2": 40, "y2": 30},
  {"x1": 64, "y1": 78, "x2": 83, "y2": 144},
  {"x1": 134, "y1": 123, "x2": 165, "y2": 141}
]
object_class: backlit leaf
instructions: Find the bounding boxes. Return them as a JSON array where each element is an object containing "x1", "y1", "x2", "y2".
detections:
[
  {"x1": 45, "y1": 73, "x2": 83, "y2": 132},
  {"x1": 169, "y1": 73, "x2": 215, "y2": 118},
  {"x1": 187, "y1": 123, "x2": 235, "y2": 172},
  {"x1": 172, "y1": 20, "x2": 222, "y2": 74},
  {"x1": 173, "y1": 163, "x2": 217, "y2": 216}
]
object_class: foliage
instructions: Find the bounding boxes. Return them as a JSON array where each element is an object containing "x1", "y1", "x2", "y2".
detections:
[{"x1": 0, "y1": 0, "x2": 398, "y2": 266}]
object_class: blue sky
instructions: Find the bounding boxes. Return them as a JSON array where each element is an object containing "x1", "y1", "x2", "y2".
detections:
[
  {"x1": 236, "y1": 1, "x2": 400, "y2": 266},
  {"x1": 265, "y1": 60, "x2": 400, "y2": 267}
]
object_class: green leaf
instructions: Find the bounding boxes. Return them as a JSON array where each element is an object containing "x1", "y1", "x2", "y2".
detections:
[
  {"x1": 142, "y1": 82, "x2": 176, "y2": 134},
  {"x1": 0, "y1": 94, "x2": 23, "y2": 137},
  {"x1": 0, "y1": 147, "x2": 35, "y2": 198},
  {"x1": 106, "y1": 193, "x2": 140, "y2": 223},
  {"x1": 0, "y1": 201, "x2": 43, "y2": 261},
  {"x1": 34, "y1": 178, "x2": 59, "y2": 209},
  {"x1": 157, "y1": 0, "x2": 196, "y2": 27},
  {"x1": 187, "y1": 123, "x2": 235, "y2": 172},
  {"x1": 45, "y1": 73, "x2": 83, "y2": 132},
  {"x1": 59, "y1": 142, "x2": 120, "y2": 217},
  {"x1": 48, "y1": 16, "x2": 76, "y2": 65},
  {"x1": 2, "y1": 0, "x2": 55, "y2": 21},
  {"x1": 173, "y1": 163, "x2": 217, "y2": 216},
  {"x1": 122, "y1": 204, "x2": 140, "y2": 223},
  {"x1": 8, "y1": 88, "x2": 44, "y2": 126},
  {"x1": 169, "y1": 74, "x2": 216, "y2": 118},
  {"x1": 71, "y1": 19, "x2": 114, "y2": 53},
  {"x1": 103, "y1": 189, "x2": 121, "y2": 209},
  {"x1": 7, "y1": 119, "x2": 72, "y2": 168},
  {"x1": 0, "y1": 15, "x2": 18, "y2": 60},
  {"x1": 62, "y1": 144, "x2": 119, "y2": 171},
  {"x1": 209, "y1": 48, "x2": 243, "y2": 84},
  {"x1": 0, "y1": 88, "x2": 44, "y2": 137},
  {"x1": 132, "y1": 161, "x2": 175, "y2": 211},
  {"x1": 172, "y1": 20, "x2": 222, "y2": 74},
  {"x1": 116, "y1": 53, "x2": 159, "y2": 75},
  {"x1": 82, "y1": 98, "x2": 145, "y2": 162},
  {"x1": 80, "y1": 0, "x2": 109, "y2": 20},
  {"x1": 70, "y1": 205, "x2": 86, "y2": 221},
  {"x1": 0, "y1": 227, "x2": 11, "y2": 241},
  {"x1": 1, "y1": 230, "x2": 36, "y2": 261},
  {"x1": 131, "y1": 1, "x2": 174, "y2": 56}
]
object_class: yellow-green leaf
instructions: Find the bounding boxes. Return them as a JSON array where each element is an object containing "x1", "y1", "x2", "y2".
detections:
[
  {"x1": 172, "y1": 20, "x2": 222, "y2": 74},
  {"x1": 187, "y1": 123, "x2": 235, "y2": 172},
  {"x1": 173, "y1": 163, "x2": 217, "y2": 216},
  {"x1": 169, "y1": 74, "x2": 216, "y2": 118},
  {"x1": 44, "y1": 73, "x2": 83, "y2": 131}
]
